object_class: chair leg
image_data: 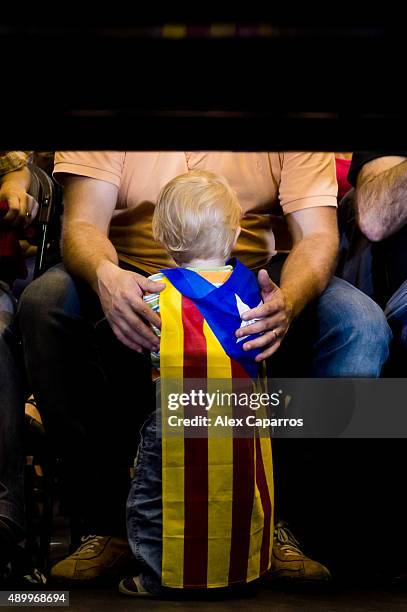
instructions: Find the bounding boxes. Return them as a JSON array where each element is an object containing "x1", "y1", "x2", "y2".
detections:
[
  {"x1": 39, "y1": 460, "x2": 55, "y2": 575},
  {"x1": 24, "y1": 457, "x2": 38, "y2": 561}
]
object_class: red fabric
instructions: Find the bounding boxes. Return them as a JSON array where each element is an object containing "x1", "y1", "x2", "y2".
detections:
[
  {"x1": 227, "y1": 359, "x2": 255, "y2": 585},
  {"x1": 0, "y1": 200, "x2": 27, "y2": 281},
  {"x1": 182, "y1": 296, "x2": 209, "y2": 587},
  {"x1": 228, "y1": 434, "x2": 255, "y2": 584},
  {"x1": 335, "y1": 158, "x2": 352, "y2": 202},
  {"x1": 256, "y1": 435, "x2": 272, "y2": 574}
]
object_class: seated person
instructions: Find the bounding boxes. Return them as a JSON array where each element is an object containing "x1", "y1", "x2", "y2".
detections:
[
  {"x1": 348, "y1": 152, "x2": 407, "y2": 373},
  {"x1": 122, "y1": 171, "x2": 273, "y2": 596},
  {"x1": 19, "y1": 150, "x2": 389, "y2": 585},
  {"x1": 0, "y1": 151, "x2": 42, "y2": 583}
]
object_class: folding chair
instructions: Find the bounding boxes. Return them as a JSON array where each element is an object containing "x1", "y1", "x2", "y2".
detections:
[
  {"x1": 0, "y1": 162, "x2": 63, "y2": 575},
  {"x1": 28, "y1": 163, "x2": 62, "y2": 279},
  {"x1": 23, "y1": 164, "x2": 63, "y2": 572}
]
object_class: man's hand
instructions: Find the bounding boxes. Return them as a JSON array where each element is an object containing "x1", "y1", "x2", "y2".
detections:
[
  {"x1": 96, "y1": 260, "x2": 165, "y2": 353},
  {"x1": 0, "y1": 184, "x2": 38, "y2": 228},
  {"x1": 235, "y1": 269, "x2": 292, "y2": 362}
]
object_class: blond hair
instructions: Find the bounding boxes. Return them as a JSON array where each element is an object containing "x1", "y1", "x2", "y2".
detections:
[{"x1": 152, "y1": 170, "x2": 242, "y2": 265}]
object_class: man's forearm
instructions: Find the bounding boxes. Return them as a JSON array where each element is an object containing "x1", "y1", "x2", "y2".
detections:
[
  {"x1": 357, "y1": 159, "x2": 407, "y2": 241},
  {"x1": 279, "y1": 232, "x2": 338, "y2": 321},
  {"x1": 0, "y1": 166, "x2": 31, "y2": 191},
  {"x1": 62, "y1": 221, "x2": 119, "y2": 293}
]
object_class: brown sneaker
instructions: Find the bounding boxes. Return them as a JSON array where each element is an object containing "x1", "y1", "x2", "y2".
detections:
[
  {"x1": 266, "y1": 522, "x2": 331, "y2": 584},
  {"x1": 50, "y1": 536, "x2": 134, "y2": 583}
]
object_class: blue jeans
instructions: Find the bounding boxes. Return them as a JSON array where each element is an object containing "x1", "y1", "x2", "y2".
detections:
[
  {"x1": 127, "y1": 409, "x2": 164, "y2": 594},
  {"x1": 127, "y1": 406, "x2": 256, "y2": 595},
  {"x1": 384, "y1": 279, "x2": 407, "y2": 374},
  {"x1": 0, "y1": 282, "x2": 25, "y2": 535},
  {"x1": 264, "y1": 264, "x2": 392, "y2": 546},
  {"x1": 265, "y1": 275, "x2": 391, "y2": 378},
  {"x1": 127, "y1": 275, "x2": 391, "y2": 590},
  {"x1": 17, "y1": 263, "x2": 154, "y2": 536}
]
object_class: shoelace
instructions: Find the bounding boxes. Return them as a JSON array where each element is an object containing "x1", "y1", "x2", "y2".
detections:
[
  {"x1": 274, "y1": 522, "x2": 304, "y2": 557},
  {"x1": 73, "y1": 535, "x2": 106, "y2": 556}
]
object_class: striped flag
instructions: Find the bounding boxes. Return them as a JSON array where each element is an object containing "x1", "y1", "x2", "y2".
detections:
[{"x1": 159, "y1": 259, "x2": 273, "y2": 589}]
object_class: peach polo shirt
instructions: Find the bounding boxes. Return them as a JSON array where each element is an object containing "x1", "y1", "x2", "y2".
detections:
[{"x1": 54, "y1": 151, "x2": 337, "y2": 275}]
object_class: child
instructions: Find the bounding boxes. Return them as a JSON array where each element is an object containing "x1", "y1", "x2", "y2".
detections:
[{"x1": 121, "y1": 170, "x2": 273, "y2": 596}]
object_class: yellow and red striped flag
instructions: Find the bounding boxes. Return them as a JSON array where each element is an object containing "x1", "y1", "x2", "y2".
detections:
[{"x1": 159, "y1": 260, "x2": 273, "y2": 589}]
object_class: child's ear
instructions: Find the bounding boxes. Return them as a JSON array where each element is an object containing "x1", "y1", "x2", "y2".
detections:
[{"x1": 233, "y1": 226, "x2": 241, "y2": 246}]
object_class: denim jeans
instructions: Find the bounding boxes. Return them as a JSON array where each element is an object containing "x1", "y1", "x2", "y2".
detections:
[
  {"x1": 17, "y1": 258, "x2": 391, "y2": 541},
  {"x1": 126, "y1": 409, "x2": 164, "y2": 593},
  {"x1": 264, "y1": 256, "x2": 391, "y2": 378},
  {"x1": 384, "y1": 278, "x2": 407, "y2": 375},
  {"x1": 263, "y1": 259, "x2": 393, "y2": 557},
  {"x1": 0, "y1": 282, "x2": 25, "y2": 535},
  {"x1": 17, "y1": 264, "x2": 154, "y2": 536},
  {"x1": 126, "y1": 272, "x2": 391, "y2": 589}
]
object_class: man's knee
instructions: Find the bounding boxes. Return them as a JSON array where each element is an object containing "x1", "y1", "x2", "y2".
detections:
[
  {"x1": 352, "y1": 300, "x2": 391, "y2": 357},
  {"x1": 0, "y1": 283, "x2": 16, "y2": 333},
  {"x1": 318, "y1": 277, "x2": 392, "y2": 375},
  {"x1": 0, "y1": 292, "x2": 18, "y2": 382},
  {"x1": 17, "y1": 265, "x2": 80, "y2": 331}
]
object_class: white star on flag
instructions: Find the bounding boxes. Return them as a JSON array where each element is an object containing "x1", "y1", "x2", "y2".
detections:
[{"x1": 235, "y1": 294, "x2": 262, "y2": 343}]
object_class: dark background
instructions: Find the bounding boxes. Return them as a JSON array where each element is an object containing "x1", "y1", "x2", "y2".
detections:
[{"x1": 2, "y1": 11, "x2": 407, "y2": 150}]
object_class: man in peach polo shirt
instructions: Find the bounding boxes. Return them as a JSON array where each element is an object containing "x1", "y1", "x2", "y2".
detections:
[{"x1": 18, "y1": 152, "x2": 391, "y2": 584}]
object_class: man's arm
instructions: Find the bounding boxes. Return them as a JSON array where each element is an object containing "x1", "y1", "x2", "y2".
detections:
[
  {"x1": 61, "y1": 175, "x2": 164, "y2": 352},
  {"x1": 279, "y1": 206, "x2": 339, "y2": 319},
  {"x1": 0, "y1": 165, "x2": 38, "y2": 226},
  {"x1": 355, "y1": 156, "x2": 407, "y2": 242},
  {"x1": 236, "y1": 207, "x2": 339, "y2": 361}
]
